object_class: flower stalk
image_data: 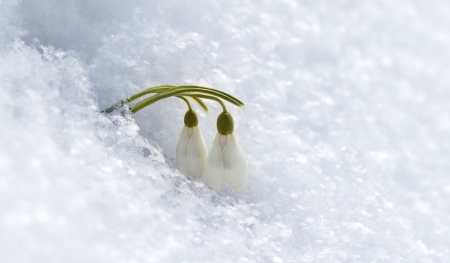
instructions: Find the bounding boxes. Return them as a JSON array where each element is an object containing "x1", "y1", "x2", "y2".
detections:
[
  {"x1": 102, "y1": 85, "x2": 210, "y2": 113},
  {"x1": 131, "y1": 86, "x2": 244, "y2": 113}
]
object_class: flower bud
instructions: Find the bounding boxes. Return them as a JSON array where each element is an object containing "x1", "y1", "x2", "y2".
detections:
[
  {"x1": 217, "y1": 111, "x2": 234, "y2": 135},
  {"x1": 184, "y1": 110, "x2": 198, "y2": 127}
]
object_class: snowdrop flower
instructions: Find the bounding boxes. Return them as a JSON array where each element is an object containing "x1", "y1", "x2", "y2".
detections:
[
  {"x1": 176, "y1": 110, "x2": 208, "y2": 178},
  {"x1": 206, "y1": 112, "x2": 248, "y2": 191},
  {"x1": 104, "y1": 84, "x2": 247, "y2": 187}
]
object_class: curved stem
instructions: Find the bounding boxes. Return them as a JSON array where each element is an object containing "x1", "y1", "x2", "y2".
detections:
[
  {"x1": 102, "y1": 85, "x2": 176, "y2": 113},
  {"x1": 131, "y1": 93, "x2": 229, "y2": 113},
  {"x1": 191, "y1": 94, "x2": 227, "y2": 112},
  {"x1": 132, "y1": 87, "x2": 243, "y2": 113},
  {"x1": 127, "y1": 85, "x2": 176, "y2": 102},
  {"x1": 176, "y1": 86, "x2": 244, "y2": 106},
  {"x1": 191, "y1": 96, "x2": 209, "y2": 112},
  {"x1": 102, "y1": 85, "x2": 210, "y2": 113},
  {"x1": 177, "y1": 96, "x2": 192, "y2": 111}
]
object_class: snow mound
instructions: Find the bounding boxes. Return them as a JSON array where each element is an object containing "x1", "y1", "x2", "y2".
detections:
[{"x1": 1, "y1": 0, "x2": 450, "y2": 262}]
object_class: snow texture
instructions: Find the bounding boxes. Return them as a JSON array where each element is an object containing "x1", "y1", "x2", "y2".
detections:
[{"x1": 1, "y1": 0, "x2": 450, "y2": 262}]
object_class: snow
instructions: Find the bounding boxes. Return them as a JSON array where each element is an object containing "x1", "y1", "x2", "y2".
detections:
[{"x1": 1, "y1": 0, "x2": 450, "y2": 262}]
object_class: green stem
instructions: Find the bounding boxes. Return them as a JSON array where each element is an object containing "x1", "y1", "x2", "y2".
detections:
[
  {"x1": 177, "y1": 96, "x2": 192, "y2": 111},
  {"x1": 191, "y1": 97, "x2": 209, "y2": 112},
  {"x1": 132, "y1": 87, "x2": 244, "y2": 113},
  {"x1": 189, "y1": 94, "x2": 227, "y2": 112},
  {"x1": 102, "y1": 85, "x2": 210, "y2": 113},
  {"x1": 127, "y1": 85, "x2": 176, "y2": 102},
  {"x1": 176, "y1": 86, "x2": 244, "y2": 106}
]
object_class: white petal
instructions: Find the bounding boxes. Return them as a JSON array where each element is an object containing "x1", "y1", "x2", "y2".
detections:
[
  {"x1": 176, "y1": 126, "x2": 190, "y2": 175},
  {"x1": 206, "y1": 133, "x2": 225, "y2": 191},
  {"x1": 223, "y1": 133, "x2": 248, "y2": 191},
  {"x1": 186, "y1": 126, "x2": 208, "y2": 178}
]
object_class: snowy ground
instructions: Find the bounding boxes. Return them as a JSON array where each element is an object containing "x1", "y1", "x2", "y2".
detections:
[{"x1": 1, "y1": 0, "x2": 450, "y2": 262}]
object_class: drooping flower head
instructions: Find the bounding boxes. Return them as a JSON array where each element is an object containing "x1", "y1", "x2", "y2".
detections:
[
  {"x1": 103, "y1": 85, "x2": 247, "y2": 191},
  {"x1": 176, "y1": 109, "x2": 208, "y2": 178},
  {"x1": 206, "y1": 111, "x2": 248, "y2": 191}
]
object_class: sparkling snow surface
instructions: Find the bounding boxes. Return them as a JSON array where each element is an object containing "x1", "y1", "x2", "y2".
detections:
[{"x1": 1, "y1": 0, "x2": 450, "y2": 262}]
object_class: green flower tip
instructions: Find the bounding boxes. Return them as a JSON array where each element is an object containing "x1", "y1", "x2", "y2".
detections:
[
  {"x1": 217, "y1": 111, "x2": 234, "y2": 135},
  {"x1": 184, "y1": 110, "x2": 198, "y2": 127}
]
